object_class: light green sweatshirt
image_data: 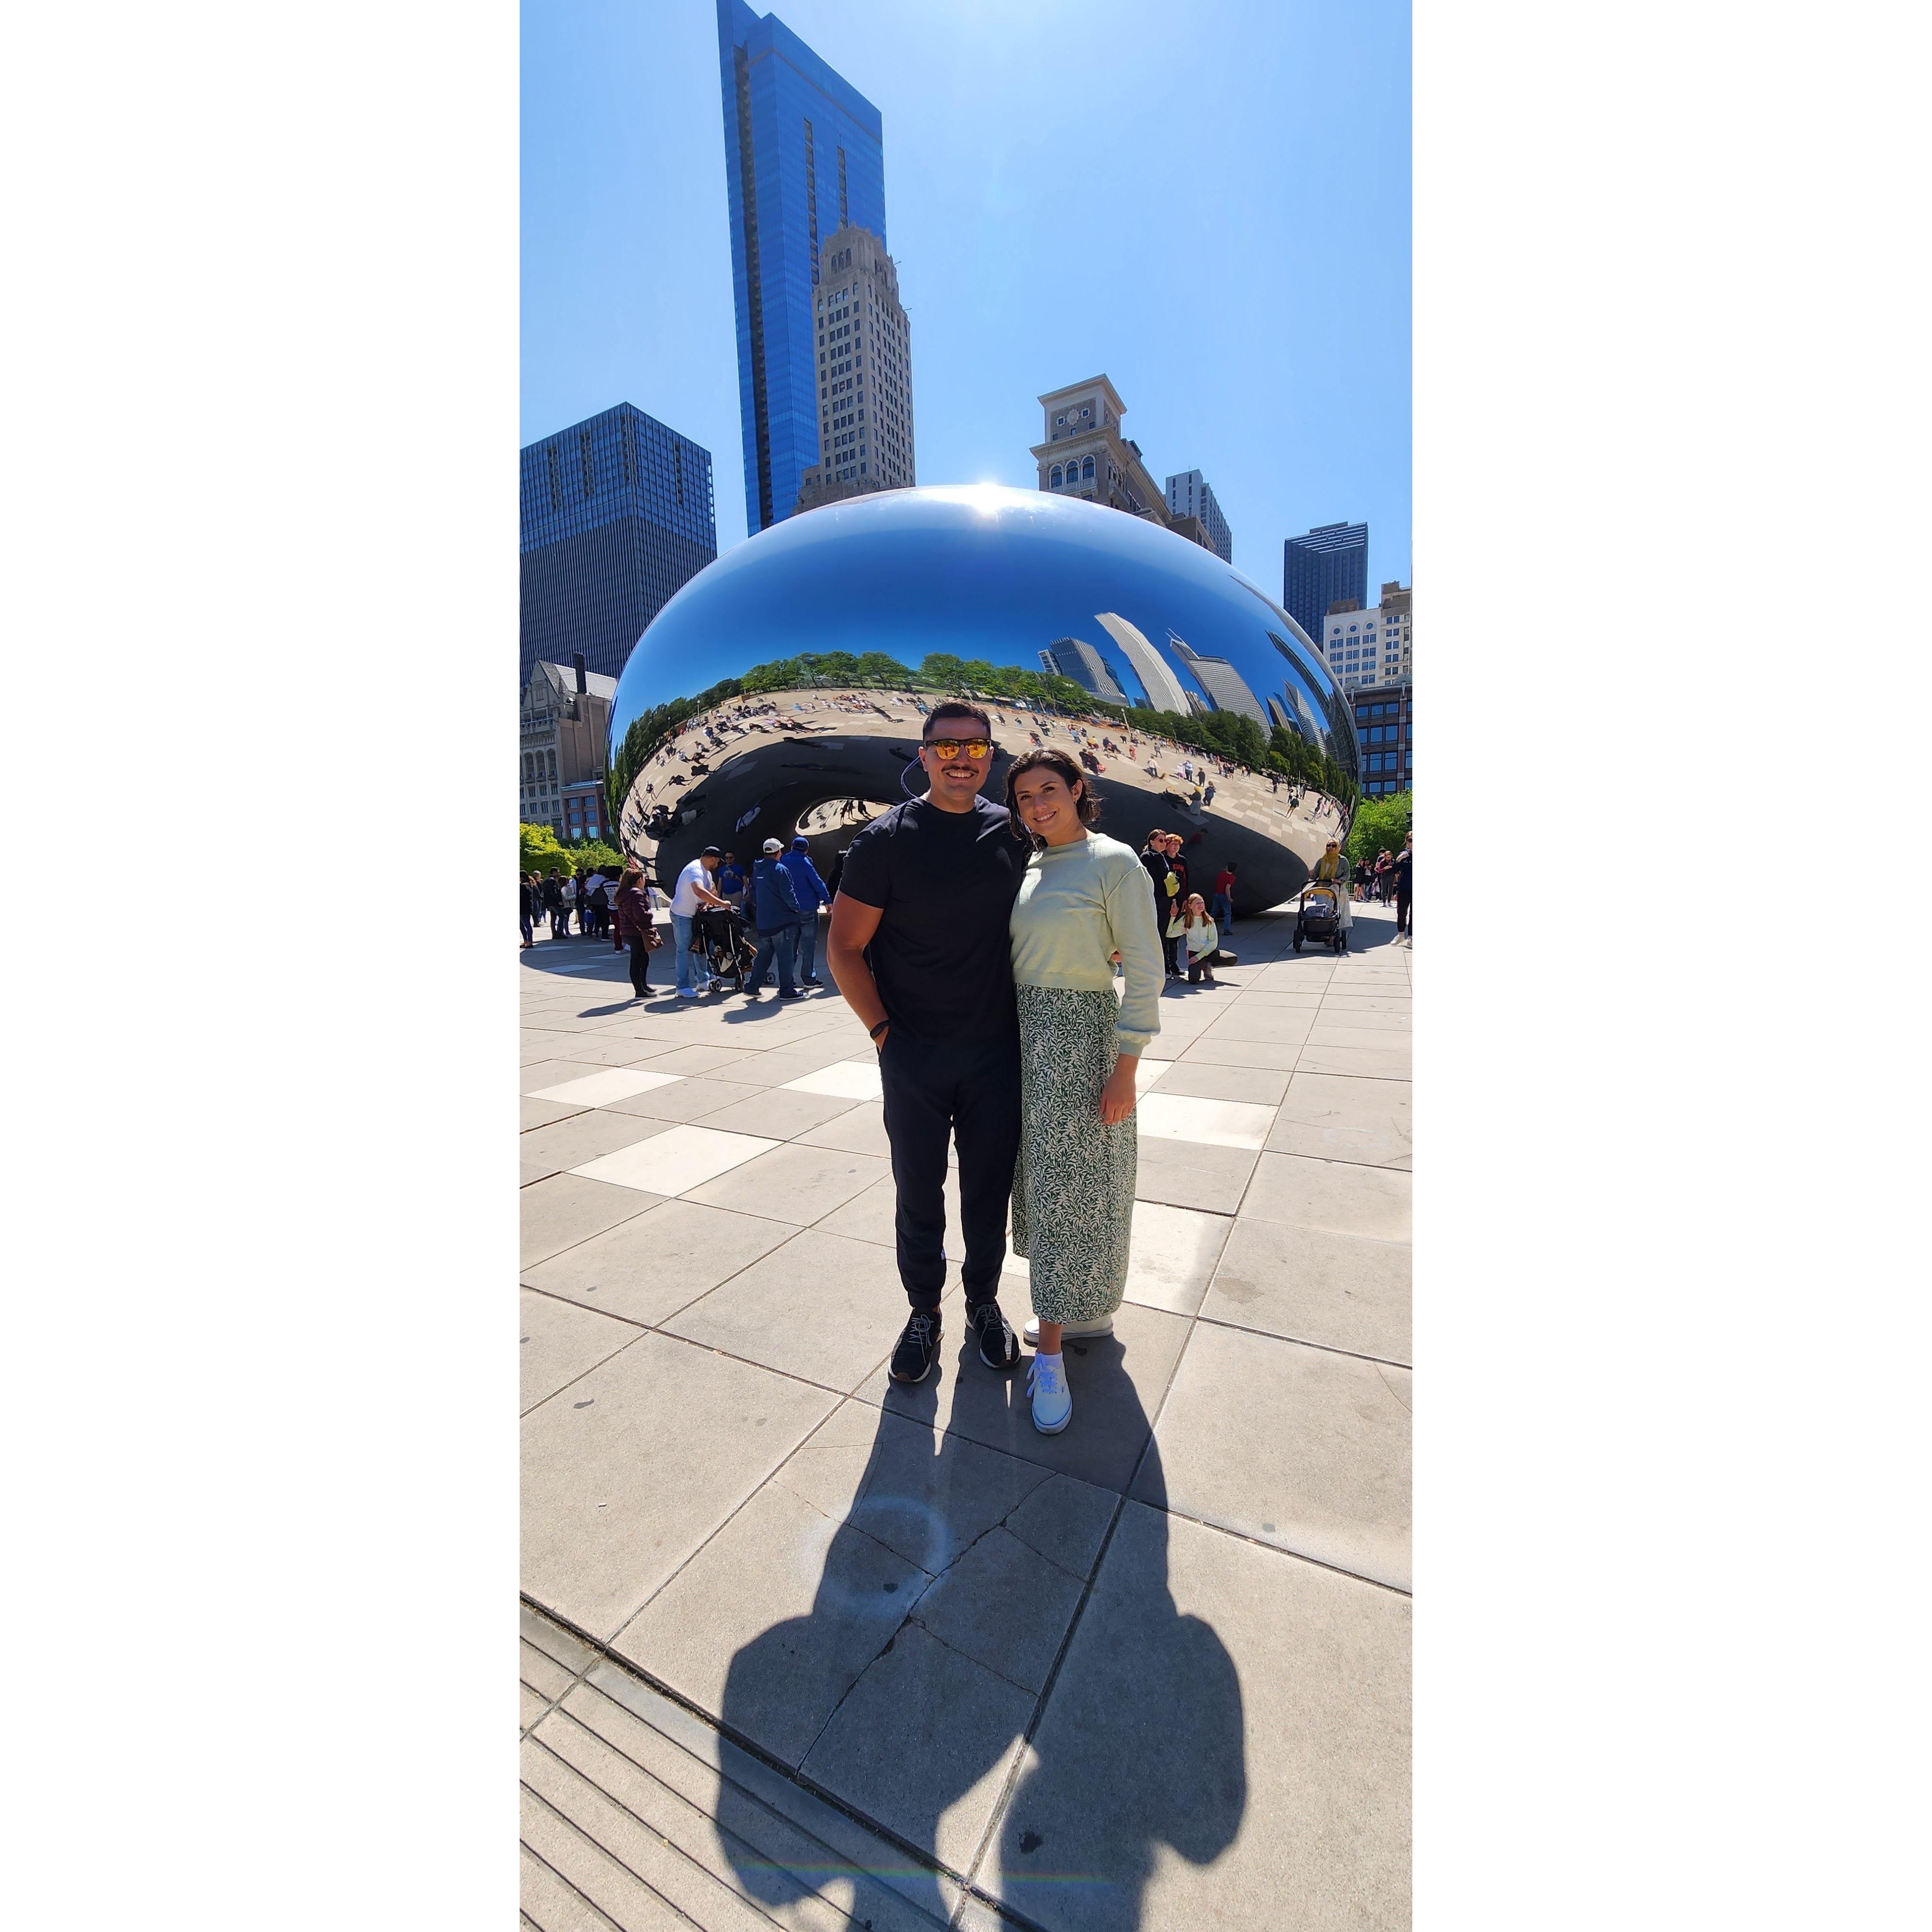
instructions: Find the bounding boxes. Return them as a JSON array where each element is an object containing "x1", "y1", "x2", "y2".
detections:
[{"x1": 1008, "y1": 832, "x2": 1165, "y2": 1056}]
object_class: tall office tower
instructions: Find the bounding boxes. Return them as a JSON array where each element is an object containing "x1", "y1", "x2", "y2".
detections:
[
  {"x1": 1164, "y1": 470, "x2": 1234, "y2": 563},
  {"x1": 717, "y1": 0, "x2": 887, "y2": 534},
  {"x1": 793, "y1": 224, "x2": 916, "y2": 513},
  {"x1": 1319, "y1": 582, "x2": 1412, "y2": 693},
  {"x1": 1095, "y1": 611, "x2": 1193, "y2": 714},
  {"x1": 1032, "y1": 377, "x2": 1173, "y2": 525},
  {"x1": 519, "y1": 403, "x2": 717, "y2": 692},
  {"x1": 1282, "y1": 521, "x2": 1368, "y2": 656},
  {"x1": 1167, "y1": 636, "x2": 1270, "y2": 728},
  {"x1": 1039, "y1": 638, "x2": 1129, "y2": 706}
]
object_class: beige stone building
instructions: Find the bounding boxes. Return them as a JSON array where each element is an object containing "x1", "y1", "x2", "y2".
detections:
[
  {"x1": 521, "y1": 655, "x2": 615, "y2": 844},
  {"x1": 794, "y1": 225, "x2": 916, "y2": 515},
  {"x1": 1031, "y1": 377, "x2": 1174, "y2": 527}
]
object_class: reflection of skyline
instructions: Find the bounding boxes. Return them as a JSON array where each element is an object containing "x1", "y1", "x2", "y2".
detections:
[
  {"x1": 1096, "y1": 611, "x2": 1193, "y2": 715},
  {"x1": 1168, "y1": 634, "x2": 1269, "y2": 730},
  {"x1": 1039, "y1": 637, "x2": 1130, "y2": 707}
]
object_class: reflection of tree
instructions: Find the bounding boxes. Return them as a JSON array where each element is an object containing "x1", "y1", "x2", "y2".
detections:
[
  {"x1": 610, "y1": 649, "x2": 1110, "y2": 838},
  {"x1": 1267, "y1": 724, "x2": 1355, "y2": 810},
  {"x1": 1115, "y1": 702, "x2": 1268, "y2": 769},
  {"x1": 605, "y1": 674, "x2": 745, "y2": 839}
]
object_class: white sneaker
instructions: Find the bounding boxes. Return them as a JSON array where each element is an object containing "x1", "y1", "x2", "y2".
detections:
[
  {"x1": 1022, "y1": 1313, "x2": 1113, "y2": 1348},
  {"x1": 1028, "y1": 1353, "x2": 1071, "y2": 1435}
]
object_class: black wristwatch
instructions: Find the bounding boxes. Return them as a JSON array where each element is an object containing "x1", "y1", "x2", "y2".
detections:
[{"x1": 869, "y1": 1019, "x2": 890, "y2": 1042}]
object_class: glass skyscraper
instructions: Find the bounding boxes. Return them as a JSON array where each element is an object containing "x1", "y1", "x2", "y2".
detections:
[
  {"x1": 1282, "y1": 522, "x2": 1369, "y2": 658},
  {"x1": 716, "y1": 0, "x2": 887, "y2": 533},
  {"x1": 519, "y1": 403, "x2": 717, "y2": 692}
]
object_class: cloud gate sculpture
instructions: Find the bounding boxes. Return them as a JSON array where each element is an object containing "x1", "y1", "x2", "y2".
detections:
[{"x1": 606, "y1": 485, "x2": 1359, "y2": 916}]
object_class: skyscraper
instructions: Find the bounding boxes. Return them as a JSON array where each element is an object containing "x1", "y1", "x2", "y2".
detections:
[
  {"x1": 1282, "y1": 522, "x2": 1368, "y2": 659},
  {"x1": 716, "y1": 0, "x2": 886, "y2": 534},
  {"x1": 1164, "y1": 470, "x2": 1233, "y2": 563},
  {"x1": 1039, "y1": 638, "x2": 1129, "y2": 706},
  {"x1": 519, "y1": 403, "x2": 717, "y2": 692},
  {"x1": 1167, "y1": 636, "x2": 1269, "y2": 729},
  {"x1": 793, "y1": 223, "x2": 916, "y2": 513}
]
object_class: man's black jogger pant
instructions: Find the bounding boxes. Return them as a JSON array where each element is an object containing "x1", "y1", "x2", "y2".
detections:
[{"x1": 878, "y1": 1031, "x2": 1021, "y2": 1311}]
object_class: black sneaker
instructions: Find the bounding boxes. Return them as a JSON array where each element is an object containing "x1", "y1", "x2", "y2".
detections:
[
  {"x1": 889, "y1": 1308, "x2": 942, "y2": 1383},
  {"x1": 969, "y1": 1300, "x2": 1021, "y2": 1371}
]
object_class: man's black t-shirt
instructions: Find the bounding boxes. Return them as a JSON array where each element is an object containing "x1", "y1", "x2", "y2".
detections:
[
  {"x1": 837, "y1": 796, "x2": 1025, "y2": 1044},
  {"x1": 1392, "y1": 848, "x2": 1412, "y2": 894}
]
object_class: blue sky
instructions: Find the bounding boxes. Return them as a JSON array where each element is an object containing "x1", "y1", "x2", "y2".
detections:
[{"x1": 522, "y1": 0, "x2": 1410, "y2": 595}]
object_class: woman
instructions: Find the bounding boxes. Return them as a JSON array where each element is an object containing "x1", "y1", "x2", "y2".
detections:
[
  {"x1": 613, "y1": 865, "x2": 659, "y2": 1000},
  {"x1": 1006, "y1": 749, "x2": 1164, "y2": 1436},
  {"x1": 1179, "y1": 893, "x2": 1222, "y2": 985},
  {"x1": 518, "y1": 872, "x2": 538, "y2": 949},
  {"x1": 1312, "y1": 838, "x2": 1353, "y2": 948}
]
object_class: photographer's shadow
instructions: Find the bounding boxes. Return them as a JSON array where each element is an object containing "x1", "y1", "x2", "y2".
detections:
[{"x1": 717, "y1": 1326, "x2": 1245, "y2": 1931}]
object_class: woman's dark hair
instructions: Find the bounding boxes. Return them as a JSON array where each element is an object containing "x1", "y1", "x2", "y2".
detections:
[
  {"x1": 923, "y1": 700, "x2": 993, "y2": 740},
  {"x1": 1005, "y1": 747, "x2": 1101, "y2": 843}
]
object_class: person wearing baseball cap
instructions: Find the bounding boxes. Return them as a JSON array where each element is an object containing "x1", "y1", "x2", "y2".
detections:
[
  {"x1": 666, "y1": 845, "x2": 728, "y2": 998},
  {"x1": 780, "y1": 835, "x2": 834, "y2": 988},
  {"x1": 746, "y1": 839, "x2": 807, "y2": 999}
]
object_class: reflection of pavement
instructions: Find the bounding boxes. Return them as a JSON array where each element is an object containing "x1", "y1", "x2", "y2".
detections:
[
  {"x1": 619, "y1": 686, "x2": 1341, "y2": 910},
  {"x1": 519, "y1": 904, "x2": 1412, "y2": 1928}
]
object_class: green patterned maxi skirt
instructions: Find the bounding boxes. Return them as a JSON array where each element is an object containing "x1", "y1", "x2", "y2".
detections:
[{"x1": 1010, "y1": 985, "x2": 1137, "y2": 1324}]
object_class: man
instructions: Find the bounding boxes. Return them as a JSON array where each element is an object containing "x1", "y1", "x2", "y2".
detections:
[
  {"x1": 746, "y1": 838, "x2": 807, "y2": 1000},
  {"x1": 1211, "y1": 861, "x2": 1237, "y2": 932},
  {"x1": 827, "y1": 701, "x2": 1025, "y2": 1385},
  {"x1": 1393, "y1": 831, "x2": 1413, "y2": 938},
  {"x1": 540, "y1": 869, "x2": 563, "y2": 938},
  {"x1": 716, "y1": 850, "x2": 747, "y2": 914},
  {"x1": 667, "y1": 845, "x2": 728, "y2": 999},
  {"x1": 558, "y1": 869, "x2": 578, "y2": 936},
  {"x1": 780, "y1": 836, "x2": 834, "y2": 988}
]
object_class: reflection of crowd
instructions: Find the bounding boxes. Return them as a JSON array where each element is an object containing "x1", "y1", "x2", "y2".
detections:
[{"x1": 617, "y1": 683, "x2": 1343, "y2": 877}]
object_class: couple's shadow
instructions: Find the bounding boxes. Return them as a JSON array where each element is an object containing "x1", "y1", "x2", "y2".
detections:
[{"x1": 716, "y1": 1329, "x2": 1246, "y2": 1930}]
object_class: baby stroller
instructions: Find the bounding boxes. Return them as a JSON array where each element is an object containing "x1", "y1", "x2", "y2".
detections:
[
  {"x1": 694, "y1": 904, "x2": 757, "y2": 994},
  {"x1": 1294, "y1": 882, "x2": 1347, "y2": 954}
]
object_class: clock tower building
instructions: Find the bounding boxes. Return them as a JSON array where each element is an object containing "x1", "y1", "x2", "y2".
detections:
[{"x1": 1030, "y1": 377, "x2": 1175, "y2": 529}]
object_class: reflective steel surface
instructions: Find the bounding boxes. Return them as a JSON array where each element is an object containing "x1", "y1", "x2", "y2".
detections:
[{"x1": 607, "y1": 485, "x2": 1359, "y2": 912}]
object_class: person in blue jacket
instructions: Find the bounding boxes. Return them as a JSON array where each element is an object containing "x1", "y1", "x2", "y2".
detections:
[
  {"x1": 746, "y1": 838, "x2": 806, "y2": 1000},
  {"x1": 780, "y1": 835, "x2": 834, "y2": 988}
]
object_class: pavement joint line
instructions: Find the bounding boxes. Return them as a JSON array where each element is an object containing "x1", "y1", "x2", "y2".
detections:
[
  {"x1": 527, "y1": 1720, "x2": 813, "y2": 1932},
  {"x1": 519, "y1": 1768, "x2": 721, "y2": 1931},
  {"x1": 517, "y1": 1833, "x2": 632, "y2": 1932},
  {"x1": 1186, "y1": 1305, "x2": 1412, "y2": 1371},
  {"x1": 540, "y1": 1693, "x2": 959, "y2": 1932},
  {"x1": 560, "y1": 1676, "x2": 960, "y2": 1932},
  {"x1": 521, "y1": 1594, "x2": 995, "y2": 1927}
]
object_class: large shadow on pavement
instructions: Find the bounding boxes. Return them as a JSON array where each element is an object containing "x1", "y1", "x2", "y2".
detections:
[{"x1": 717, "y1": 1338, "x2": 1245, "y2": 1931}]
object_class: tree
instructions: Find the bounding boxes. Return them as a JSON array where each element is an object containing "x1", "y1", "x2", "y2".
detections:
[
  {"x1": 521, "y1": 821, "x2": 570, "y2": 873},
  {"x1": 1346, "y1": 790, "x2": 1412, "y2": 868}
]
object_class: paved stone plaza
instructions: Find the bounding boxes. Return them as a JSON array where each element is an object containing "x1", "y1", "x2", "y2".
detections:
[{"x1": 520, "y1": 903, "x2": 1412, "y2": 1931}]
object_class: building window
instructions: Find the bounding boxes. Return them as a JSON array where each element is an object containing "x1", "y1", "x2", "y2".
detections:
[
  {"x1": 1050, "y1": 465, "x2": 1063, "y2": 486},
  {"x1": 1081, "y1": 456, "x2": 1094, "y2": 481}
]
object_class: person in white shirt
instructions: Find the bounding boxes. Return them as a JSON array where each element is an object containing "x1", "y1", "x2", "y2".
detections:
[
  {"x1": 667, "y1": 845, "x2": 728, "y2": 999},
  {"x1": 1179, "y1": 894, "x2": 1223, "y2": 985}
]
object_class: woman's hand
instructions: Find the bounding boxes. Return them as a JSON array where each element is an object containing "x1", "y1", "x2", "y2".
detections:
[{"x1": 1099, "y1": 1057, "x2": 1138, "y2": 1126}]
